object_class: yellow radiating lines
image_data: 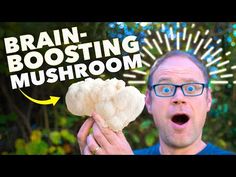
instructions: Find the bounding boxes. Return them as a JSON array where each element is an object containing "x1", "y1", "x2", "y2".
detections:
[
  {"x1": 152, "y1": 39, "x2": 163, "y2": 55},
  {"x1": 128, "y1": 80, "x2": 146, "y2": 85},
  {"x1": 156, "y1": 31, "x2": 163, "y2": 43},
  {"x1": 231, "y1": 65, "x2": 236, "y2": 70},
  {"x1": 131, "y1": 70, "x2": 147, "y2": 75},
  {"x1": 142, "y1": 46, "x2": 155, "y2": 60},
  {"x1": 161, "y1": 24, "x2": 165, "y2": 31},
  {"x1": 220, "y1": 74, "x2": 233, "y2": 78},
  {"x1": 141, "y1": 60, "x2": 151, "y2": 67},
  {"x1": 123, "y1": 74, "x2": 137, "y2": 78},
  {"x1": 140, "y1": 52, "x2": 145, "y2": 58},
  {"x1": 177, "y1": 32, "x2": 180, "y2": 50},
  {"x1": 140, "y1": 23, "x2": 234, "y2": 89},
  {"x1": 144, "y1": 38, "x2": 153, "y2": 49},
  {"x1": 194, "y1": 39, "x2": 204, "y2": 55},
  {"x1": 209, "y1": 68, "x2": 227, "y2": 75},
  {"x1": 216, "y1": 39, "x2": 222, "y2": 44},
  {"x1": 204, "y1": 29, "x2": 210, "y2": 35},
  {"x1": 211, "y1": 80, "x2": 229, "y2": 84},
  {"x1": 206, "y1": 57, "x2": 222, "y2": 67},
  {"x1": 201, "y1": 46, "x2": 214, "y2": 60},
  {"x1": 147, "y1": 30, "x2": 152, "y2": 35},
  {"x1": 164, "y1": 34, "x2": 171, "y2": 51},
  {"x1": 185, "y1": 34, "x2": 192, "y2": 51},
  {"x1": 212, "y1": 48, "x2": 223, "y2": 57},
  {"x1": 183, "y1": 27, "x2": 187, "y2": 40},
  {"x1": 204, "y1": 38, "x2": 213, "y2": 49},
  {"x1": 225, "y1": 51, "x2": 231, "y2": 56},
  {"x1": 217, "y1": 60, "x2": 230, "y2": 67},
  {"x1": 194, "y1": 31, "x2": 201, "y2": 43},
  {"x1": 177, "y1": 22, "x2": 180, "y2": 28}
]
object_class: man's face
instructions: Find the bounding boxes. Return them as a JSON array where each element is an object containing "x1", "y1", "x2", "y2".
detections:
[{"x1": 146, "y1": 56, "x2": 212, "y2": 148}]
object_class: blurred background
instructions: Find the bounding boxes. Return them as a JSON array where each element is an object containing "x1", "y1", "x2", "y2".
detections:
[{"x1": 0, "y1": 22, "x2": 236, "y2": 155}]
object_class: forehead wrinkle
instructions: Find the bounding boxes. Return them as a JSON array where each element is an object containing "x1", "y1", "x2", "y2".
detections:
[
  {"x1": 157, "y1": 77, "x2": 200, "y2": 84},
  {"x1": 158, "y1": 56, "x2": 204, "y2": 72},
  {"x1": 158, "y1": 68, "x2": 195, "y2": 74},
  {"x1": 153, "y1": 64, "x2": 205, "y2": 83}
]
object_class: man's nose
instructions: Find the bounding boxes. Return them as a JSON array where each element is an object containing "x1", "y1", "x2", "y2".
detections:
[{"x1": 171, "y1": 87, "x2": 186, "y2": 104}]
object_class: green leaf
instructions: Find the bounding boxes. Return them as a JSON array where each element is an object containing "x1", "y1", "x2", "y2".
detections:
[
  {"x1": 131, "y1": 134, "x2": 140, "y2": 143},
  {"x1": 48, "y1": 146, "x2": 56, "y2": 154},
  {"x1": 30, "y1": 130, "x2": 42, "y2": 142},
  {"x1": 15, "y1": 139, "x2": 26, "y2": 155},
  {"x1": 16, "y1": 148, "x2": 27, "y2": 155},
  {"x1": 15, "y1": 139, "x2": 25, "y2": 149},
  {"x1": 55, "y1": 147, "x2": 65, "y2": 155},
  {"x1": 145, "y1": 132, "x2": 156, "y2": 146},
  {"x1": 25, "y1": 141, "x2": 48, "y2": 155},
  {"x1": 58, "y1": 117, "x2": 67, "y2": 127},
  {"x1": 216, "y1": 139, "x2": 227, "y2": 149},
  {"x1": 139, "y1": 120, "x2": 153, "y2": 131},
  {"x1": 49, "y1": 131, "x2": 61, "y2": 145},
  {"x1": 60, "y1": 129, "x2": 76, "y2": 144}
]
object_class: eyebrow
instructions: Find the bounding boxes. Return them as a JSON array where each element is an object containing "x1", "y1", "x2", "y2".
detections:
[
  {"x1": 157, "y1": 78, "x2": 172, "y2": 83},
  {"x1": 157, "y1": 78, "x2": 201, "y2": 84}
]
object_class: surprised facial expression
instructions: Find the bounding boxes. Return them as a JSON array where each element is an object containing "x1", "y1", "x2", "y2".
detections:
[{"x1": 146, "y1": 56, "x2": 212, "y2": 148}]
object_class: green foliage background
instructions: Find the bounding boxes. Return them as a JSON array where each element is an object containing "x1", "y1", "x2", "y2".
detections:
[{"x1": 0, "y1": 22, "x2": 236, "y2": 154}]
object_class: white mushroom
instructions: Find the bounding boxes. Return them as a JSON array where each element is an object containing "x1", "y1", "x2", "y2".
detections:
[{"x1": 65, "y1": 78, "x2": 145, "y2": 132}]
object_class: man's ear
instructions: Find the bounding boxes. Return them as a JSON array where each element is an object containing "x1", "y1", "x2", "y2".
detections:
[
  {"x1": 206, "y1": 88, "x2": 212, "y2": 112},
  {"x1": 145, "y1": 90, "x2": 153, "y2": 115}
]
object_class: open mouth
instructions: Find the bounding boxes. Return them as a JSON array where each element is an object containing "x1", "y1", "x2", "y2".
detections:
[{"x1": 171, "y1": 114, "x2": 189, "y2": 125}]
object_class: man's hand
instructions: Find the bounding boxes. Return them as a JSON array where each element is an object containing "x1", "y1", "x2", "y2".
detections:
[{"x1": 77, "y1": 112, "x2": 134, "y2": 155}]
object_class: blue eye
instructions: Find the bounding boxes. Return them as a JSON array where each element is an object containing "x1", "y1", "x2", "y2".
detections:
[
  {"x1": 162, "y1": 87, "x2": 171, "y2": 93},
  {"x1": 187, "y1": 85, "x2": 195, "y2": 92}
]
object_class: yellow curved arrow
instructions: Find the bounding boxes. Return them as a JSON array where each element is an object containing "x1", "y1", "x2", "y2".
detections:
[{"x1": 19, "y1": 89, "x2": 60, "y2": 106}]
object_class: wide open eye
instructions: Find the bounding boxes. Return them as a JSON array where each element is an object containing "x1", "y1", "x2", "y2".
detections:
[
  {"x1": 155, "y1": 84, "x2": 174, "y2": 96},
  {"x1": 186, "y1": 85, "x2": 195, "y2": 92},
  {"x1": 162, "y1": 87, "x2": 171, "y2": 93},
  {"x1": 183, "y1": 83, "x2": 204, "y2": 96}
]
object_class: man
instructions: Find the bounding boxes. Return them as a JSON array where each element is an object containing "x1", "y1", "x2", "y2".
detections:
[{"x1": 77, "y1": 50, "x2": 233, "y2": 155}]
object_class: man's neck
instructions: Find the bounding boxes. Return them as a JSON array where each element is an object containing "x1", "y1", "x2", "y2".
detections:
[{"x1": 159, "y1": 138, "x2": 206, "y2": 155}]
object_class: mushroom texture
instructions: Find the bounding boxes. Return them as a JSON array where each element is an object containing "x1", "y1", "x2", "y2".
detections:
[{"x1": 65, "y1": 78, "x2": 145, "y2": 132}]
